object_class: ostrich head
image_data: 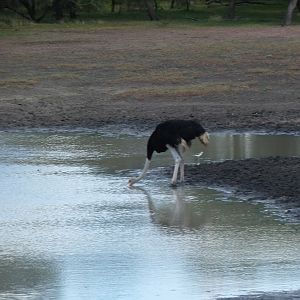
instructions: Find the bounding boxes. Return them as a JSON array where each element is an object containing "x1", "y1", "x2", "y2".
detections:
[
  {"x1": 199, "y1": 132, "x2": 209, "y2": 146},
  {"x1": 128, "y1": 177, "x2": 137, "y2": 186}
]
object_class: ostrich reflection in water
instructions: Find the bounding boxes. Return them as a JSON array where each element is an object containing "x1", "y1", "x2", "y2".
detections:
[{"x1": 133, "y1": 187, "x2": 207, "y2": 229}]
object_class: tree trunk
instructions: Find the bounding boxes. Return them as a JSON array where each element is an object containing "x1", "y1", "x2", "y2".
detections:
[
  {"x1": 144, "y1": 0, "x2": 159, "y2": 20},
  {"x1": 170, "y1": 0, "x2": 176, "y2": 9},
  {"x1": 227, "y1": 0, "x2": 236, "y2": 20},
  {"x1": 19, "y1": 0, "x2": 36, "y2": 21},
  {"x1": 111, "y1": 0, "x2": 116, "y2": 12},
  {"x1": 53, "y1": 0, "x2": 64, "y2": 21},
  {"x1": 67, "y1": 0, "x2": 77, "y2": 19},
  {"x1": 186, "y1": 0, "x2": 190, "y2": 11},
  {"x1": 5, "y1": 0, "x2": 49, "y2": 22},
  {"x1": 285, "y1": 0, "x2": 298, "y2": 25}
]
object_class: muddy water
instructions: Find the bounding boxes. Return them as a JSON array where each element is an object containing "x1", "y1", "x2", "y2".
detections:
[{"x1": 0, "y1": 131, "x2": 300, "y2": 300}]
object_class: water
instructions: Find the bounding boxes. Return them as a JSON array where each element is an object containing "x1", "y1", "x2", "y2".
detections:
[{"x1": 0, "y1": 130, "x2": 299, "y2": 299}]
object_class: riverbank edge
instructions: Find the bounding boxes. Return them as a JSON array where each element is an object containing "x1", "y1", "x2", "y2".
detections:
[{"x1": 218, "y1": 289, "x2": 300, "y2": 299}]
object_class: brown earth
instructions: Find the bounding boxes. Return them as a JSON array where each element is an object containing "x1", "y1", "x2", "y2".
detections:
[
  {"x1": 0, "y1": 26, "x2": 300, "y2": 131},
  {"x1": 0, "y1": 26, "x2": 299, "y2": 222}
]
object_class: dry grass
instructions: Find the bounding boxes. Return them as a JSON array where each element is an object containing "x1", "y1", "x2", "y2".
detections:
[
  {"x1": 51, "y1": 63, "x2": 101, "y2": 70},
  {"x1": 0, "y1": 78, "x2": 38, "y2": 88},
  {"x1": 115, "y1": 82, "x2": 251, "y2": 99},
  {"x1": 49, "y1": 73, "x2": 82, "y2": 80},
  {"x1": 112, "y1": 69, "x2": 186, "y2": 85},
  {"x1": 247, "y1": 67, "x2": 300, "y2": 77}
]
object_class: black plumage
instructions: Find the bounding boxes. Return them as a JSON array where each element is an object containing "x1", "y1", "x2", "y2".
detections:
[{"x1": 147, "y1": 120, "x2": 206, "y2": 160}]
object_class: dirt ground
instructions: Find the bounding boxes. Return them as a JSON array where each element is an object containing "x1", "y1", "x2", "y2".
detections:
[
  {"x1": 0, "y1": 25, "x2": 300, "y2": 298},
  {"x1": 0, "y1": 26, "x2": 300, "y2": 131}
]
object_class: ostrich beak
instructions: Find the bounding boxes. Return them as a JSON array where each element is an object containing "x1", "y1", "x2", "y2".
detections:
[
  {"x1": 128, "y1": 178, "x2": 136, "y2": 186},
  {"x1": 199, "y1": 132, "x2": 209, "y2": 146}
]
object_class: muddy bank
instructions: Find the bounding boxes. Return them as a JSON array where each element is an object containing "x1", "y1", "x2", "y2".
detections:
[
  {"x1": 218, "y1": 289, "x2": 300, "y2": 299},
  {"x1": 163, "y1": 156, "x2": 300, "y2": 221}
]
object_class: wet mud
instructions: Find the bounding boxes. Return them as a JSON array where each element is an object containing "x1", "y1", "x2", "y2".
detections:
[
  {"x1": 218, "y1": 289, "x2": 300, "y2": 300},
  {"x1": 162, "y1": 156, "x2": 300, "y2": 222}
]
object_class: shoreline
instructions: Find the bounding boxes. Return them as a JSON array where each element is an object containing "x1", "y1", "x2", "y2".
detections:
[
  {"x1": 0, "y1": 123, "x2": 300, "y2": 136},
  {"x1": 1, "y1": 125, "x2": 299, "y2": 223}
]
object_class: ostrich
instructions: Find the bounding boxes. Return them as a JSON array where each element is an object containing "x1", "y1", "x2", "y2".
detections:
[{"x1": 128, "y1": 120, "x2": 209, "y2": 186}]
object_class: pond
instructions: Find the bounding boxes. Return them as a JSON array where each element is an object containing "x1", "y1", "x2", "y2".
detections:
[{"x1": 0, "y1": 130, "x2": 299, "y2": 299}]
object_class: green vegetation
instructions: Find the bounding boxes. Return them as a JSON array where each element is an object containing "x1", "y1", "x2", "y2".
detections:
[{"x1": 0, "y1": 0, "x2": 299, "y2": 31}]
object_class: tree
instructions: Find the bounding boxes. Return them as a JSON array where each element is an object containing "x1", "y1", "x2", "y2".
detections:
[
  {"x1": 67, "y1": 0, "x2": 77, "y2": 19},
  {"x1": 111, "y1": 0, "x2": 117, "y2": 12},
  {"x1": 227, "y1": 0, "x2": 236, "y2": 19},
  {"x1": 4, "y1": 0, "x2": 51, "y2": 22},
  {"x1": 53, "y1": 0, "x2": 78, "y2": 20},
  {"x1": 205, "y1": 0, "x2": 238, "y2": 20},
  {"x1": 170, "y1": 0, "x2": 191, "y2": 11},
  {"x1": 205, "y1": 0, "x2": 270, "y2": 20},
  {"x1": 285, "y1": 0, "x2": 299, "y2": 25},
  {"x1": 52, "y1": 0, "x2": 64, "y2": 20},
  {"x1": 144, "y1": 0, "x2": 159, "y2": 20},
  {"x1": 3, "y1": 0, "x2": 79, "y2": 22}
]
